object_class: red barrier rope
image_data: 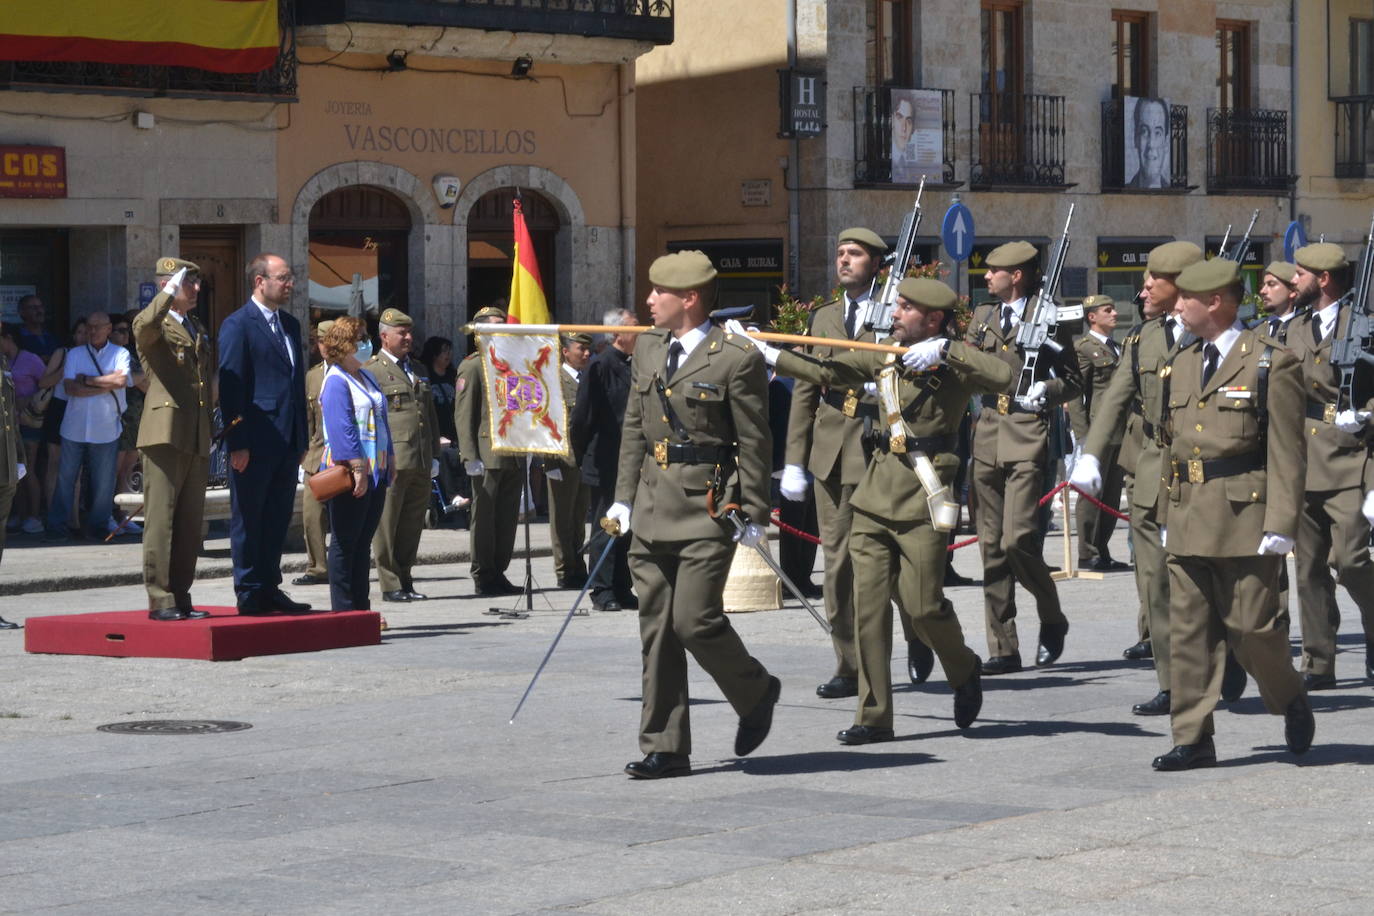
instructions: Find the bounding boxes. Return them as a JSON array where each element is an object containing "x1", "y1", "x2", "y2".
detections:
[{"x1": 1068, "y1": 484, "x2": 1131, "y2": 521}]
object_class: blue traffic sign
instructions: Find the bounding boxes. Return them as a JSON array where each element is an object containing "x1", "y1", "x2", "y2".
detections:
[
  {"x1": 942, "y1": 203, "x2": 975, "y2": 262},
  {"x1": 1283, "y1": 220, "x2": 1308, "y2": 262},
  {"x1": 138, "y1": 282, "x2": 157, "y2": 307}
]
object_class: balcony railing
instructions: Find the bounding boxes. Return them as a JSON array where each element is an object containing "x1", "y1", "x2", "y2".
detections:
[
  {"x1": 297, "y1": 0, "x2": 674, "y2": 44},
  {"x1": 1205, "y1": 107, "x2": 1292, "y2": 193},
  {"x1": 852, "y1": 87, "x2": 956, "y2": 186},
  {"x1": 970, "y1": 92, "x2": 1068, "y2": 188},
  {"x1": 1100, "y1": 99, "x2": 1189, "y2": 191},
  {"x1": 1335, "y1": 97, "x2": 1374, "y2": 179}
]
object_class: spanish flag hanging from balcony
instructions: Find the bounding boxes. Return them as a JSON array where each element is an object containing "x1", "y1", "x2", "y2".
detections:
[
  {"x1": 0, "y1": 1, "x2": 279, "y2": 74},
  {"x1": 507, "y1": 197, "x2": 552, "y2": 325}
]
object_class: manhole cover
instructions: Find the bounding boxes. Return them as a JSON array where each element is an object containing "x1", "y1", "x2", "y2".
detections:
[{"x1": 97, "y1": 720, "x2": 252, "y2": 735}]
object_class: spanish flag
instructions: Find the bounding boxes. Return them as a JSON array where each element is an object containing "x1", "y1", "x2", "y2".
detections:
[
  {"x1": 507, "y1": 197, "x2": 551, "y2": 325},
  {"x1": 0, "y1": 0, "x2": 279, "y2": 74}
]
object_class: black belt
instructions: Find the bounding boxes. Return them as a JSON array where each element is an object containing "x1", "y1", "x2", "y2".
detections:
[
  {"x1": 1305, "y1": 401, "x2": 1337, "y2": 423},
  {"x1": 1174, "y1": 452, "x2": 1264, "y2": 484},
  {"x1": 821, "y1": 387, "x2": 877, "y2": 420},
  {"x1": 868, "y1": 433, "x2": 954, "y2": 455},
  {"x1": 649, "y1": 441, "x2": 733, "y2": 468},
  {"x1": 979, "y1": 393, "x2": 1041, "y2": 416}
]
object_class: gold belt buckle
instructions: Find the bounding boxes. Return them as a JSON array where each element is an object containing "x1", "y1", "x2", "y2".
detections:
[
  {"x1": 1323, "y1": 403, "x2": 1337, "y2": 423},
  {"x1": 654, "y1": 440, "x2": 669, "y2": 469},
  {"x1": 996, "y1": 394, "x2": 1011, "y2": 415},
  {"x1": 842, "y1": 392, "x2": 858, "y2": 417},
  {"x1": 1187, "y1": 459, "x2": 1205, "y2": 484},
  {"x1": 889, "y1": 434, "x2": 907, "y2": 454}
]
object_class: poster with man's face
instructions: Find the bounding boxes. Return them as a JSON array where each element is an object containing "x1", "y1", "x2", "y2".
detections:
[
  {"x1": 1125, "y1": 96, "x2": 1170, "y2": 189},
  {"x1": 889, "y1": 88, "x2": 943, "y2": 184}
]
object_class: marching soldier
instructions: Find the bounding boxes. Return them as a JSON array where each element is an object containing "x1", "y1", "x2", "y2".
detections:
[
  {"x1": 0, "y1": 341, "x2": 22, "y2": 628},
  {"x1": 369, "y1": 308, "x2": 441, "y2": 602},
  {"x1": 964, "y1": 241, "x2": 1081, "y2": 673},
  {"x1": 132, "y1": 259, "x2": 213, "y2": 620},
  {"x1": 1257, "y1": 261, "x2": 1303, "y2": 342},
  {"x1": 293, "y1": 320, "x2": 333, "y2": 589},
  {"x1": 608, "y1": 250, "x2": 779, "y2": 779},
  {"x1": 547, "y1": 333, "x2": 593, "y2": 588},
  {"x1": 1151, "y1": 256, "x2": 1311, "y2": 770}
]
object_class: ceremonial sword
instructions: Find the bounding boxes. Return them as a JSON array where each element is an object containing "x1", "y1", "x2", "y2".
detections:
[{"x1": 718, "y1": 503, "x2": 831, "y2": 634}]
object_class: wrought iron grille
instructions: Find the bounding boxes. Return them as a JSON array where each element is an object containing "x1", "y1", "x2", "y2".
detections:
[
  {"x1": 852, "y1": 87, "x2": 956, "y2": 186},
  {"x1": 1100, "y1": 99, "x2": 1189, "y2": 190},
  {"x1": 1205, "y1": 107, "x2": 1292, "y2": 193},
  {"x1": 1335, "y1": 97, "x2": 1374, "y2": 179},
  {"x1": 970, "y1": 92, "x2": 1067, "y2": 188},
  {"x1": 296, "y1": 0, "x2": 673, "y2": 44}
]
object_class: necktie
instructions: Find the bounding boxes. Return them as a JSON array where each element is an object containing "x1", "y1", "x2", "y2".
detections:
[
  {"x1": 1268, "y1": 316, "x2": 1280, "y2": 336},
  {"x1": 665, "y1": 340, "x2": 683, "y2": 380},
  {"x1": 1201, "y1": 343, "x2": 1219, "y2": 389},
  {"x1": 1311, "y1": 313, "x2": 1324, "y2": 345},
  {"x1": 1000, "y1": 307, "x2": 1013, "y2": 336},
  {"x1": 1107, "y1": 338, "x2": 1119, "y2": 358},
  {"x1": 268, "y1": 312, "x2": 291, "y2": 364},
  {"x1": 844, "y1": 301, "x2": 858, "y2": 339},
  {"x1": 183, "y1": 314, "x2": 197, "y2": 341},
  {"x1": 1164, "y1": 319, "x2": 1176, "y2": 350}
]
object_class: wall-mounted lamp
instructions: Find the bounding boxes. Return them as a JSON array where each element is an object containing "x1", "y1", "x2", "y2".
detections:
[
  {"x1": 511, "y1": 55, "x2": 533, "y2": 78},
  {"x1": 386, "y1": 49, "x2": 409, "y2": 71}
]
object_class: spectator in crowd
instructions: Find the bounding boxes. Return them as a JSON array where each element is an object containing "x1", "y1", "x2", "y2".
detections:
[
  {"x1": 0, "y1": 324, "x2": 46, "y2": 535},
  {"x1": 294, "y1": 320, "x2": 334, "y2": 588},
  {"x1": 40, "y1": 319, "x2": 86, "y2": 529},
  {"x1": 17, "y1": 294, "x2": 61, "y2": 363},
  {"x1": 111, "y1": 311, "x2": 147, "y2": 534},
  {"x1": 420, "y1": 335, "x2": 469, "y2": 520},
  {"x1": 0, "y1": 338, "x2": 22, "y2": 628},
  {"x1": 546, "y1": 332, "x2": 593, "y2": 589}
]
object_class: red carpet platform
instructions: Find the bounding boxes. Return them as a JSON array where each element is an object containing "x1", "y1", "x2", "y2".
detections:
[{"x1": 24, "y1": 609, "x2": 382, "y2": 661}]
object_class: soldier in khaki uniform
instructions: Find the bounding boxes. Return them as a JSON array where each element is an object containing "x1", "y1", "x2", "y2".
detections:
[
  {"x1": 964, "y1": 241, "x2": 1081, "y2": 673},
  {"x1": 132, "y1": 259, "x2": 213, "y2": 620},
  {"x1": 456, "y1": 306, "x2": 522, "y2": 596},
  {"x1": 0, "y1": 346, "x2": 22, "y2": 628},
  {"x1": 1152, "y1": 257, "x2": 1312, "y2": 770},
  {"x1": 1285, "y1": 242, "x2": 1374, "y2": 688},
  {"x1": 294, "y1": 320, "x2": 333, "y2": 588},
  {"x1": 1067, "y1": 295, "x2": 1129, "y2": 571},
  {"x1": 546, "y1": 332, "x2": 592, "y2": 588},
  {"x1": 1257, "y1": 261, "x2": 1303, "y2": 343},
  {"x1": 755, "y1": 278, "x2": 1011, "y2": 742},
  {"x1": 368, "y1": 308, "x2": 440, "y2": 602},
  {"x1": 607, "y1": 250, "x2": 779, "y2": 780}
]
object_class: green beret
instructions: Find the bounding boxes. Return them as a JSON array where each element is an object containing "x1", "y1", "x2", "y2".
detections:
[
  {"x1": 896, "y1": 277, "x2": 957, "y2": 311},
  {"x1": 473, "y1": 306, "x2": 507, "y2": 323},
  {"x1": 1082, "y1": 294, "x2": 1115, "y2": 312},
  {"x1": 1176, "y1": 257, "x2": 1241, "y2": 295},
  {"x1": 379, "y1": 308, "x2": 412, "y2": 327},
  {"x1": 1145, "y1": 241, "x2": 1203, "y2": 275},
  {"x1": 561, "y1": 332, "x2": 593, "y2": 348},
  {"x1": 1264, "y1": 261, "x2": 1297, "y2": 285},
  {"x1": 1295, "y1": 242, "x2": 1349, "y2": 273},
  {"x1": 648, "y1": 250, "x2": 717, "y2": 290},
  {"x1": 156, "y1": 256, "x2": 200, "y2": 276},
  {"x1": 315, "y1": 319, "x2": 336, "y2": 335},
  {"x1": 984, "y1": 240, "x2": 1038, "y2": 269},
  {"x1": 837, "y1": 227, "x2": 888, "y2": 253}
]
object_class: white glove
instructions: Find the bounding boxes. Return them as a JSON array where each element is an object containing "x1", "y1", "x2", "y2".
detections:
[
  {"x1": 16, "y1": 462, "x2": 26, "y2": 481},
  {"x1": 605, "y1": 502, "x2": 632, "y2": 537},
  {"x1": 1160, "y1": 527, "x2": 1167, "y2": 549},
  {"x1": 1257, "y1": 532, "x2": 1295, "y2": 556},
  {"x1": 1069, "y1": 453, "x2": 1101, "y2": 496},
  {"x1": 779, "y1": 464, "x2": 809, "y2": 501},
  {"x1": 724, "y1": 319, "x2": 780, "y2": 365},
  {"x1": 297, "y1": 466, "x2": 305, "y2": 483},
  {"x1": 545, "y1": 467, "x2": 563, "y2": 481},
  {"x1": 733, "y1": 522, "x2": 765, "y2": 547},
  {"x1": 1016, "y1": 380, "x2": 1047, "y2": 411},
  {"x1": 1334, "y1": 409, "x2": 1371, "y2": 433},
  {"x1": 430, "y1": 458, "x2": 440, "y2": 479},
  {"x1": 1363, "y1": 491, "x2": 1374, "y2": 526},
  {"x1": 901, "y1": 338, "x2": 948, "y2": 372},
  {"x1": 862, "y1": 381, "x2": 878, "y2": 397},
  {"x1": 464, "y1": 460, "x2": 485, "y2": 477},
  {"x1": 161, "y1": 266, "x2": 187, "y2": 296}
]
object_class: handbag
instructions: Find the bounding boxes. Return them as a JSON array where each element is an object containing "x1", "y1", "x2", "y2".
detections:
[{"x1": 308, "y1": 463, "x2": 354, "y2": 501}]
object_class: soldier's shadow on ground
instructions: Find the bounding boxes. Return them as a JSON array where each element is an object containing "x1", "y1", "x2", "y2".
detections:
[
  {"x1": 381, "y1": 621, "x2": 512, "y2": 640},
  {"x1": 1221, "y1": 743, "x2": 1374, "y2": 767},
  {"x1": 960, "y1": 718, "x2": 1162, "y2": 740},
  {"x1": 1223, "y1": 692, "x2": 1374, "y2": 715},
  {"x1": 727, "y1": 748, "x2": 940, "y2": 776}
]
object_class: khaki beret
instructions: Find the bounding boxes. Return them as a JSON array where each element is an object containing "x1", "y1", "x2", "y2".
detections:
[
  {"x1": 315, "y1": 319, "x2": 336, "y2": 335},
  {"x1": 1295, "y1": 242, "x2": 1349, "y2": 273},
  {"x1": 984, "y1": 240, "x2": 1038, "y2": 269},
  {"x1": 896, "y1": 277, "x2": 958, "y2": 311},
  {"x1": 1082, "y1": 294, "x2": 1115, "y2": 312},
  {"x1": 1146, "y1": 241, "x2": 1203, "y2": 275},
  {"x1": 837, "y1": 227, "x2": 888, "y2": 253},
  {"x1": 1176, "y1": 257, "x2": 1241, "y2": 295},
  {"x1": 379, "y1": 308, "x2": 412, "y2": 327},
  {"x1": 473, "y1": 306, "x2": 507, "y2": 323},
  {"x1": 1264, "y1": 261, "x2": 1298, "y2": 285},
  {"x1": 561, "y1": 332, "x2": 593, "y2": 348},
  {"x1": 155, "y1": 256, "x2": 200, "y2": 276},
  {"x1": 648, "y1": 250, "x2": 718, "y2": 290}
]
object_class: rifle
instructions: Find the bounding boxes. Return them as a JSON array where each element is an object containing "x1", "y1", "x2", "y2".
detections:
[
  {"x1": 1014, "y1": 203, "x2": 1075, "y2": 397},
  {"x1": 862, "y1": 176, "x2": 925, "y2": 335},
  {"x1": 1222, "y1": 209, "x2": 1260, "y2": 265},
  {"x1": 1331, "y1": 211, "x2": 1374, "y2": 413}
]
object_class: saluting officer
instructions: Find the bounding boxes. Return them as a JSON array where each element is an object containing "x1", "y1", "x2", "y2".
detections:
[
  {"x1": 607, "y1": 250, "x2": 780, "y2": 780},
  {"x1": 132, "y1": 258, "x2": 213, "y2": 620},
  {"x1": 294, "y1": 320, "x2": 333, "y2": 588},
  {"x1": 1257, "y1": 261, "x2": 1303, "y2": 343},
  {"x1": 547, "y1": 332, "x2": 593, "y2": 589},
  {"x1": 1152, "y1": 257, "x2": 1311, "y2": 770}
]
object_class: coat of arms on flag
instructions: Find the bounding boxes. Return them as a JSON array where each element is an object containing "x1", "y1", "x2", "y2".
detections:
[{"x1": 476, "y1": 330, "x2": 570, "y2": 458}]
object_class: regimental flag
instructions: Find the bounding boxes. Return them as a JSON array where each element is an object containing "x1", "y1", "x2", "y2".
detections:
[
  {"x1": 0, "y1": 1, "x2": 280, "y2": 74},
  {"x1": 507, "y1": 197, "x2": 551, "y2": 325},
  {"x1": 476, "y1": 328, "x2": 569, "y2": 458}
]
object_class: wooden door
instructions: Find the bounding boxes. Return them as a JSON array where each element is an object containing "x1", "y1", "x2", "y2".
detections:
[{"x1": 179, "y1": 227, "x2": 244, "y2": 339}]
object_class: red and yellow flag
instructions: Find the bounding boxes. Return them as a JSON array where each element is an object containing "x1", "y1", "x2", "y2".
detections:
[
  {"x1": 507, "y1": 197, "x2": 551, "y2": 325},
  {"x1": 0, "y1": 1, "x2": 280, "y2": 74}
]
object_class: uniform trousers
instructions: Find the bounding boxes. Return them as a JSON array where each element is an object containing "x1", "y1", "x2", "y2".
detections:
[
  {"x1": 227, "y1": 446, "x2": 298, "y2": 601},
  {"x1": 373, "y1": 467, "x2": 430, "y2": 592},
  {"x1": 300, "y1": 474, "x2": 329, "y2": 579},
  {"x1": 1128, "y1": 477, "x2": 1171, "y2": 691},
  {"x1": 468, "y1": 464, "x2": 520, "y2": 585},
  {"x1": 1297, "y1": 486, "x2": 1374, "y2": 676},
  {"x1": 629, "y1": 533, "x2": 771, "y2": 755},
  {"x1": 0, "y1": 481, "x2": 14, "y2": 565},
  {"x1": 585, "y1": 484, "x2": 633, "y2": 603},
  {"x1": 139, "y1": 444, "x2": 208, "y2": 610},
  {"x1": 327, "y1": 480, "x2": 387, "y2": 611},
  {"x1": 547, "y1": 467, "x2": 589, "y2": 582},
  {"x1": 1076, "y1": 443, "x2": 1125, "y2": 563}
]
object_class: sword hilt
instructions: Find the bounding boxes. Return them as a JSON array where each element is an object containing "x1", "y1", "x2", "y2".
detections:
[{"x1": 599, "y1": 516, "x2": 623, "y2": 537}]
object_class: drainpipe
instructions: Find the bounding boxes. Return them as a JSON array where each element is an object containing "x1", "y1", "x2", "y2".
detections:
[
  {"x1": 787, "y1": 0, "x2": 801, "y2": 291},
  {"x1": 1290, "y1": 0, "x2": 1298, "y2": 226},
  {"x1": 618, "y1": 62, "x2": 636, "y2": 312}
]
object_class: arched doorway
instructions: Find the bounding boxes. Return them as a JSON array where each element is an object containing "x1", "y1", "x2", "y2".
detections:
[
  {"x1": 307, "y1": 186, "x2": 411, "y2": 325},
  {"x1": 466, "y1": 188, "x2": 559, "y2": 322}
]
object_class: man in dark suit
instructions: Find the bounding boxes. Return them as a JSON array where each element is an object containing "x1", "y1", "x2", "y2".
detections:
[{"x1": 217, "y1": 252, "x2": 313, "y2": 615}]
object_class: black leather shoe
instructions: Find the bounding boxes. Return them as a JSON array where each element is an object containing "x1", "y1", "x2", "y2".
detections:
[
  {"x1": 798, "y1": 581, "x2": 824, "y2": 599},
  {"x1": 617, "y1": 592, "x2": 639, "y2": 610},
  {"x1": 1086, "y1": 557, "x2": 1132, "y2": 572},
  {"x1": 1303, "y1": 672, "x2": 1337, "y2": 691},
  {"x1": 1221, "y1": 651, "x2": 1247, "y2": 701},
  {"x1": 236, "y1": 596, "x2": 275, "y2": 616},
  {"x1": 982, "y1": 654, "x2": 1023, "y2": 675},
  {"x1": 404, "y1": 590, "x2": 428, "y2": 601},
  {"x1": 0, "y1": 617, "x2": 19, "y2": 629},
  {"x1": 265, "y1": 592, "x2": 314, "y2": 614},
  {"x1": 475, "y1": 579, "x2": 518, "y2": 597},
  {"x1": 1036, "y1": 622, "x2": 1069, "y2": 667},
  {"x1": 908, "y1": 639, "x2": 935, "y2": 685},
  {"x1": 382, "y1": 590, "x2": 412, "y2": 603},
  {"x1": 1132, "y1": 690, "x2": 1171, "y2": 716},
  {"x1": 558, "y1": 576, "x2": 588, "y2": 590},
  {"x1": 1366, "y1": 640, "x2": 1374, "y2": 681},
  {"x1": 624, "y1": 752, "x2": 691, "y2": 779},
  {"x1": 735, "y1": 675, "x2": 781, "y2": 756},
  {"x1": 178, "y1": 608, "x2": 210, "y2": 620},
  {"x1": 953, "y1": 658, "x2": 983, "y2": 729},
  {"x1": 1285, "y1": 693, "x2": 1315, "y2": 755},
  {"x1": 149, "y1": 608, "x2": 189, "y2": 621},
  {"x1": 816, "y1": 676, "x2": 858, "y2": 699},
  {"x1": 836, "y1": 724, "x2": 894, "y2": 745},
  {"x1": 1122, "y1": 640, "x2": 1153, "y2": 661},
  {"x1": 594, "y1": 599, "x2": 622, "y2": 612},
  {"x1": 292, "y1": 573, "x2": 327, "y2": 586},
  {"x1": 1152, "y1": 739, "x2": 1218, "y2": 771}
]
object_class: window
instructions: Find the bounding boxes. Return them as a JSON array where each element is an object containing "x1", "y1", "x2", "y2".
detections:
[
  {"x1": 981, "y1": 2, "x2": 1025, "y2": 97},
  {"x1": 1352, "y1": 18, "x2": 1374, "y2": 95},
  {"x1": 1111, "y1": 10, "x2": 1150, "y2": 98},
  {"x1": 1217, "y1": 20, "x2": 1252, "y2": 110},
  {"x1": 875, "y1": 0, "x2": 917, "y2": 86}
]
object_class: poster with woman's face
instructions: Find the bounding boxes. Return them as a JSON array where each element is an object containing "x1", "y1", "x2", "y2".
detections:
[{"x1": 1125, "y1": 96, "x2": 1170, "y2": 188}]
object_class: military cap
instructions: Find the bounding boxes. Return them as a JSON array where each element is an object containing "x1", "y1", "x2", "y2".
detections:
[
  {"x1": 315, "y1": 319, "x2": 336, "y2": 335},
  {"x1": 1264, "y1": 261, "x2": 1298, "y2": 285},
  {"x1": 1295, "y1": 242, "x2": 1349, "y2": 273},
  {"x1": 896, "y1": 277, "x2": 958, "y2": 311},
  {"x1": 1082, "y1": 294, "x2": 1115, "y2": 312},
  {"x1": 473, "y1": 305, "x2": 508, "y2": 322},
  {"x1": 155, "y1": 256, "x2": 200, "y2": 276},
  {"x1": 1145, "y1": 241, "x2": 1203, "y2": 274},
  {"x1": 648, "y1": 250, "x2": 718, "y2": 289},
  {"x1": 379, "y1": 308, "x2": 412, "y2": 327},
  {"x1": 837, "y1": 227, "x2": 889, "y2": 253},
  {"x1": 1176, "y1": 257, "x2": 1241, "y2": 295},
  {"x1": 984, "y1": 240, "x2": 1038, "y2": 269},
  {"x1": 561, "y1": 332, "x2": 593, "y2": 348}
]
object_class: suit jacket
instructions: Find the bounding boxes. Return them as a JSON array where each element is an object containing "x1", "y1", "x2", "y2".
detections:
[
  {"x1": 1067, "y1": 333, "x2": 1122, "y2": 445},
  {"x1": 0, "y1": 353, "x2": 17, "y2": 488},
  {"x1": 301, "y1": 362, "x2": 326, "y2": 473},
  {"x1": 1283, "y1": 304, "x2": 1370, "y2": 491},
  {"x1": 570, "y1": 345, "x2": 631, "y2": 489},
  {"x1": 1084, "y1": 317, "x2": 1176, "y2": 500},
  {"x1": 365, "y1": 351, "x2": 439, "y2": 471},
  {"x1": 454, "y1": 351, "x2": 514, "y2": 470},
  {"x1": 216, "y1": 300, "x2": 308, "y2": 457},
  {"x1": 132, "y1": 291, "x2": 212, "y2": 456},
  {"x1": 1158, "y1": 327, "x2": 1304, "y2": 556},
  {"x1": 615, "y1": 325, "x2": 771, "y2": 541}
]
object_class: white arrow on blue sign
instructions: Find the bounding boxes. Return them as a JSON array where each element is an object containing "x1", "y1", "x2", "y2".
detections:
[
  {"x1": 1282, "y1": 220, "x2": 1308, "y2": 263},
  {"x1": 941, "y1": 203, "x2": 975, "y2": 262}
]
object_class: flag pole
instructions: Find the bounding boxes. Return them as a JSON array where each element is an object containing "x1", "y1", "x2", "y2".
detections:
[{"x1": 465, "y1": 324, "x2": 907, "y2": 356}]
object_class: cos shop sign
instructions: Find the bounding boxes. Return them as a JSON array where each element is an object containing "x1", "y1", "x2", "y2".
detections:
[{"x1": 0, "y1": 146, "x2": 67, "y2": 198}]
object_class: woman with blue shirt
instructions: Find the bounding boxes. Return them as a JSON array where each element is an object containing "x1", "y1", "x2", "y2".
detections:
[{"x1": 319, "y1": 316, "x2": 394, "y2": 611}]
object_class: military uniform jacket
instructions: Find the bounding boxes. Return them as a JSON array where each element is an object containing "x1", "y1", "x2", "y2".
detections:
[
  {"x1": 366, "y1": 351, "x2": 439, "y2": 471},
  {"x1": 302, "y1": 362, "x2": 326, "y2": 473},
  {"x1": 548, "y1": 367, "x2": 581, "y2": 471},
  {"x1": 1157, "y1": 327, "x2": 1304, "y2": 556},
  {"x1": 1067, "y1": 333, "x2": 1122, "y2": 445},
  {"x1": 615, "y1": 325, "x2": 771, "y2": 542},
  {"x1": 777, "y1": 340, "x2": 1012, "y2": 523},
  {"x1": 1084, "y1": 317, "x2": 1175, "y2": 499},
  {"x1": 0, "y1": 353, "x2": 18, "y2": 487},
  {"x1": 783, "y1": 297, "x2": 882, "y2": 486},
  {"x1": 455, "y1": 351, "x2": 515, "y2": 470},
  {"x1": 131, "y1": 291, "x2": 212, "y2": 456},
  {"x1": 964, "y1": 300, "x2": 1082, "y2": 465},
  {"x1": 1283, "y1": 304, "x2": 1370, "y2": 491}
]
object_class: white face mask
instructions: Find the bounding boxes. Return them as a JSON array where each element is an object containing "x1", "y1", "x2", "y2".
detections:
[{"x1": 355, "y1": 339, "x2": 373, "y2": 361}]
